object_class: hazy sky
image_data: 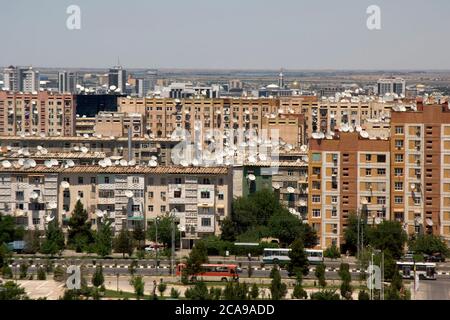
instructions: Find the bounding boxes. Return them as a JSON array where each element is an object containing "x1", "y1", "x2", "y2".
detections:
[{"x1": 1, "y1": 0, "x2": 449, "y2": 70}]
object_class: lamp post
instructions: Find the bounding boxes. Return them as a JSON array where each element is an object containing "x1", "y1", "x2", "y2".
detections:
[{"x1": 169, "y1": 208, "x2": 178, "y2": 276}]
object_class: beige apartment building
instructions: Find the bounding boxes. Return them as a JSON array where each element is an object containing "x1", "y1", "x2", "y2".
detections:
[
  {"x1": 0, "y1": 92, "x2": 76, "y2": 137},
  {"x1": 308, "y1": 132, "x2": 391, "y2": 249},
  {"x1": 0, "y1": 166, "x2": 232, "y2": 247}
]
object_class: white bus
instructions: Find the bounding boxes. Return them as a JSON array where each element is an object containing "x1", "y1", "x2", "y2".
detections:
[
  {"x1": 262, "y1": 248, "x2": 324, "y2": 265},
  {"x1": 396, "y1": 262, "x2": 437, "y2": 280}
]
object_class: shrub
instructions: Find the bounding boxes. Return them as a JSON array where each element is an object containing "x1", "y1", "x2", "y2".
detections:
[{"x1": 37, "y1": 267, "x2": 47, "y2": 280}]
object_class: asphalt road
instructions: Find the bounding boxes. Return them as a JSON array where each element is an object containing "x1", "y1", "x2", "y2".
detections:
[{"x1": 413, "y1": 277, "x2": 450, "y2": 300}]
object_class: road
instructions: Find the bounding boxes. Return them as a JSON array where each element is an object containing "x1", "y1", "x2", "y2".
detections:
[{"x1": 414, "y1": 277, "x2": 450, "y2": 300}]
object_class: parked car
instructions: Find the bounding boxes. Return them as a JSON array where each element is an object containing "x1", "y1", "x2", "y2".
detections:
[{"x1": 424, "y1": 253, "x2": 446, "y2": 263}]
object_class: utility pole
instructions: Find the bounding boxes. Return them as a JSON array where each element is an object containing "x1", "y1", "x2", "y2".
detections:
[
  {"x1": 171, "y1": 217, "x2": 175, "y2": 276},
  {"x1": 155, "y1": 217, "x2": 159, "y2": 274}
]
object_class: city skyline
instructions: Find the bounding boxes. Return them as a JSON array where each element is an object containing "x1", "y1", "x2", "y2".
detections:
[{"x1": 2, "y1": 0, "x2": 450, "y2": 70}]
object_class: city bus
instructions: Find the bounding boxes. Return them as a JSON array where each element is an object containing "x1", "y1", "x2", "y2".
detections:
[
  {"x1": 396, "y1": 262, "x2": 437, "y2": 280},
  {"x1": 176, "y1": 263, "x2": 239, "y2": 282},
  {"x1": 262, "y1": 248, "x2": 324, "y2": 265}
]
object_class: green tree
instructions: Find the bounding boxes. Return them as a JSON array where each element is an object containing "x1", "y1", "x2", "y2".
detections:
[
  {"x1": 130, "y1": 276, "x2": 145, "y2": 300},
  {"x1": 270, "y1": 267, "x2": 287, "y2": 300},
  {"x1": 158, "y1": 280, "x2": 167, "y2": 297},
  {"x1": 37, "y1": 267, "x2": 46, "y2": 280},
  {"x1": 315, "y1": 263, "x2": 326, "y2": 288},
  {"x1": 409, "y1": 234, "x2": 449, "y2": 257},
  {"x1": 40, "y1": 221, "x2": 65, "y2": 256},
  {"x1": 67, "y1": 200, "x2": 93, "y2": 252},
  {"x1": 367, "y1": 220, "x2": 407, "y2": 259},
  {"x1": 92, "y1": 265, "x2": 104, "y2": 288},
  {"x1": 19, "y1": 263, "x2": 28, "y2": 279},
  {"x1": 249, "y1": 283, "x2": 259, "y2": 300},
  {"x1": 95, "y1": 220, "x2": 113, "y2": 257},
  {"x1": 324, "y1": 244, "x2": 341, "y2": 259},
  {"x1": 184, "y1": 281, "x2": 211, "y2": 300},
  {"x1": 220, "y1": 218, "x2": 237, "y2": 242},
  {"x1": 0, "y1": 243, "x2": 11, "y2": 268},
  {"x1": 184, "y1": 241, "x2": 209, "y2": 278},
  {"x1": 23, "y1": 227, "x2": 42, "y2": 254},
  {"x1": 287, "y1": 238, "x2": 309, "y2": 276},
  {"x1": 147, "y1": 215, "x2": 180, "y2": 248},
  {"x1": 223, "y1": 282, "x2": 249, "y2": 300},
  {"x1": 310, "y1": 289, "x2": 340, "y2": 300},
  {"x1": 338, "y1": 263, "x2": 353, "y2": 300},
  {"x1": 0, "y1": 281, "x2": 28, "y2": 300},
  {"x1": 292, "y1": 273, "x2": 308, "y2": 300},
  {"x1": 268, "y1": 210, "x2": 317, "y2": 246},
  {"x1": 0, "y1": 213, "x2": 23, "y2": 244},
  {"x1": 133, "y1": 222, "x2": 146, "y2": 249},
  {"x1": 170, "y1": 287, "x2": 180, "y2": 299},
  {"x1": 53, "y1": 265, "x2": 65, "y2": 282},
  {"x1": 358, "y1": 290, "x2": 370, "y2": 300},
  {"x1": 343, "y1": 213, "x2": 369, "y2": 254},
  {"x1": 113, "y1": 228, "x2": 134, "y2": 258}
]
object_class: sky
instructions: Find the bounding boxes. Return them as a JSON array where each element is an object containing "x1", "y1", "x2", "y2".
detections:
[{"x1": 1, "y1": 0, "x2": 450, "y2": 70}]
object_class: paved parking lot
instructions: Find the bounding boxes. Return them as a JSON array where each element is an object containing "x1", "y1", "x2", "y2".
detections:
[{"x1": 16, "y1": 280, "x2": 66, "y2": 300}]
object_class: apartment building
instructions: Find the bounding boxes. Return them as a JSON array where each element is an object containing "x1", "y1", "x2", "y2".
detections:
[
  {"x1": 0, "y1": 92, "x2": 76, "y2": 136},
  {"x1": 0, "y1": 166, "x2": 232, "y2": 247},
  {"x1": 94, "y1": 111, "x2": 145, "y2": 138},
  {"x1": 390, "y1": 101, "x2": 450, "y2": 244},
  {"x1": 0, "y1": 136, "x2": 178, "y2": 165},
  {"x1": 308, "y1": 132, "x2": 391, "y2": 249}
]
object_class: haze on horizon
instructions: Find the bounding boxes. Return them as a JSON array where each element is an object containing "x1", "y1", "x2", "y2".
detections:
[{"x1": 1, "y1": 0, "x2": 449, "y2": 70}]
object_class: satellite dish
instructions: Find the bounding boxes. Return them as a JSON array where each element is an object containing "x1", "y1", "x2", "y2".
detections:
[
  {"x1": 355, "y1": 125, "x2": 362, "y2": 132},
  {"x1": 300, "y1": 145, "x2": 308, "y2": 152},
  {"x1": 361, "y1": 198, "x2": 368, "y2": 205},
  {"x1": 289, "y1": 208, "x2": 296, "y2": 214},
  {"x1": 30, "y1": 192, "x2": 39, "y2": 200},
  {"x1": 360, "y1": 131, "x2": 369, "y2": 139},
  {"x1": 37, "y1": 146, "x2": 43, "y2": 151},
  {"x1": 247, "y1": 174, "x2": 256, "y2": 181},
  {"x1": 375, "y1": 217, "x2": 382, "y2": 225},
  {"x1": 411, "y1": 184, "x2": 416, "y2": 191},
  {"x1": 426, "y1": 218, "x2": 433, "y2": 226},
  {"x1": 51, "y1": 159, "x2": 59, "y2": 166},
  {"x1": 120, "y1": 159, "x2": 128, "y2": 166},
  {"x1": 299, "y1": 200, "x2": 307, "y2": 207},
  {"x1": 1, "y1": 160, "x2": 12, "y2": 168},
  {"x1": 41, "y1": 148, "x2": 48, "y2": 155},
  {"x1": 95, "y1": 209, "x2": 105, "y2": 218},
  {"x1": 99, "y1": 160, "x2": 107, "y2": 168},
  {"x1": 83, "y1": 134, "x2": 89, "y2": 139},
  {"x1": 48, "y1": 202, "x2": 57, "y2": 209},
  {"x1": 66, "y1": 160, "x2": 75, "y2": 168},
  {"x1": 192, "y1": 158, "x2": 199, "y2": 166},
  {"x1": 45, "y1": 214, "x2": 55, "y2": 223},
  {"x1": 248, "y1": 155, "x2": 257, "y2": 163},
  {"x1": 341, "y1": 124, "x2": 350, "y2": 132},
  {"x1": 80, "y1": 147, "x2": 89, "y2": 154},
  {"x1": 259, "y1": 153, "x2": 267, "y2": 161},
  {"x1": 44, "y1": 160, "x2": 53, "y2": 168},
  {"x1": 125, "y1": 190, "x2": 134, "y2": 198},
  {"x1": 287, "y1": 187, "x2": 295, "y2": 194},
  {"x1": 272, "y1": 183, "x2": 281, "y2": 190},
  {"x1": 128, "y1": 159, "x2": 136, "y2": 166},
  {"x1": 148, "y1": 160, "x2": 158, "y2": 167},
  {"x1": 180, "y1": 159, "x2": 189, "y2": 167},
  {"x1": 29, "y1": 159, "x2": 37, "y2": 168},
  {"x1": 61, "y1": 181, "x2": 70, "y2": 189}
]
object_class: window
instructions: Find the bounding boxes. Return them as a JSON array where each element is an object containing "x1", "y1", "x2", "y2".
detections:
[
  {"x1": 78, "y1": 191, "x2": 84, "y2": 198},
  {"x1": 32, "y1": 218, "x2": 40, "y2": 225},
  {"x1": 313, "y1": 167, "x2": 321, "y2": 175},
  {"x1": 394, "y1": 196, "x2": 403, "y2": 204},
  {"x1": 175, "y1": 177, "x2": 182, "y2": 184},
  {"x1": 394, "y1": 168, "x2": 403, "y2": 177},
  {"x1": 104, "y1": 176, "x2": 110, "y2": 184},
  {"x1": 312, "y1": 153, "x2": 321, "y2": 162},
  {"x1": 90, "y1": 177, "x2": 96, "y2": 184},
  {"x1": 377, "y1": 168, "x2": 386, "y2": 176},
  {"x1": 148, "y1": 191, "x2": 154, "y2": 198},
  {"x1": 15, "y1": 191, "x2": 24, "y2": 200},
  {"x1": 377, "y1": 155, "x2": 386, "y2": 163},
  {"x1": 287, "y1": 171, "x2": 294, "y2": 176},
  {"x1": 78, "y1": 177, "x2": 84, "y2": 184},
  {"x1": 312, "y1": 181, "x2": 321, "y2": 190},
  {"x1": 174, "y1": 190, "x2": 182, "y2": 198},
  {"x1": 414, "y1": 197, "x2": 421, "y2": 205},
  {"x1": 132, "y1": 205, "x2": 140, "y2": 212},
  {"x1": 331, "y1": 196, "x2": 338, "y2": 204},
  {"x1": 377, "y1": 197, "x2": 386, "y2": 205},
  {"x1": 365, "y1": 168, "x2": 372, "y2": 176},
  {"x1": 160, "y1": 206, "x2": 166, "y2": 213},
  {"x1": 160, "y1": 192, "x2": 166, "y2": 199},
  {"x1": 132, "y1": 177, "x2": 140, "y2": 184},
  {"x1": 395, "y1": 126, "x2": 404, "y2": 134},
  {"x1": 312, "y1": 209, "x2": 321, "y2": 218},
  {"x1": 218, "y1": 193, "x2": 224, "y2": 200},
  {"x1": 29, "y1": 203, "x2": 45, "y2": 211},
  {"x1": 366, "y1": 154, "x2": 372, "y2": 162},
  {"x1": 395, "y1": 140, "x2": 404, "y2": 149},
  {"x1": 201, "y1": 191, "x2": 210, "y2": 199},
  {"x1": 395, "y1": 154, "x2": 404, "y2": 163},
  {"x1": 312, "y1": 195, "x2": 321, "y2": 203},
  {"x1": 63, "y1": 190, "x2": 70, "y2": 198},
  {"x1": 148, "y1": 205, "x2": 154, "y2": 212},
  {"x1": 331, "y1": 207, "x2": 338, "y2": 217},
  {"x1": 394, "y1": 182, "x2": 403, "y2": 191},
  {"x1": 16, "y1": 176, "x2": 24, "y2": 183},
  {"x1": 133, "y1": 190, "x2": 144, "y2": 198},
  {"x1": 99, "y1": 190, "x2": 114, "y2": 198},
  {"x1": 201, "y1": 218, "x2": 211, "y2": 227}
]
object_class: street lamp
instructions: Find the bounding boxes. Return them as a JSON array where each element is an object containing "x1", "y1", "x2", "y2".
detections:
[
  {"x1": 169, "y1": 208, "x2": 178, "y2": 276},
  {"x1": 155, "y1": 217, "x2": 160, "y2": 272}
]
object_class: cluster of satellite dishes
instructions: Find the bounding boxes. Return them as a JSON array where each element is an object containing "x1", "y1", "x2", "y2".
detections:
[
  {"x1": 1, "y1": 158, "x2": 37, "y2": 169},
  {"x1": 44, "y1": 159, "x2": 60, "y2": 168},
  {"x1": 96, "y1": 156, "x2": 158, "y2": 168}
]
